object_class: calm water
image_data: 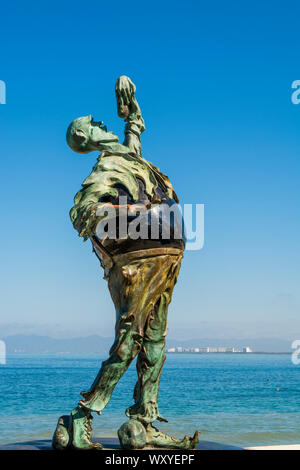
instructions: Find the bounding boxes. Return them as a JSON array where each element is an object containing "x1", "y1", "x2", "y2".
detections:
[{"x1": 0, "y1": 353, "x2": 300, "y2": 447}]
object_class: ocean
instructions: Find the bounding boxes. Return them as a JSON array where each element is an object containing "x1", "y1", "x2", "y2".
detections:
[{"x1": 0, "y1": 353, "x2": 299, "y2": 447}]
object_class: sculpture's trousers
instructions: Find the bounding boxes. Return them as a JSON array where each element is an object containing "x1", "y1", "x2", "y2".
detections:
[{"x1": 80, "y1": 249, "x2": 183, "y2": 424}]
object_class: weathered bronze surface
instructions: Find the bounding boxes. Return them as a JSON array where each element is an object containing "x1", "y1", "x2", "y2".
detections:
[{"x1": 52, "y1": 76, "x2": 199, "y2": 450}]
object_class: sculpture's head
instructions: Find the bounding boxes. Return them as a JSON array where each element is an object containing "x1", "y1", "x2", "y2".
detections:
[{"x1": 66, "y1": 115, "x2": 119, "y2": 153}]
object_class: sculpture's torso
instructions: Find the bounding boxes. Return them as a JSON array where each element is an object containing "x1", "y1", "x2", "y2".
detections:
[{"x1": 70, "y1": 149, "x2": 185, "y2": 256}]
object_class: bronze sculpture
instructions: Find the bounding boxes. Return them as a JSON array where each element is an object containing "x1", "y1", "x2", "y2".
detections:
[{"x1": 52, "y1": 76, "x2": 199, "y2": 450}]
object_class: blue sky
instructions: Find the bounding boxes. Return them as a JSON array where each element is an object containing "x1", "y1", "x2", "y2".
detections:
[{"x1": 0, "y1": 0, "x2": 299, "y2": 340}]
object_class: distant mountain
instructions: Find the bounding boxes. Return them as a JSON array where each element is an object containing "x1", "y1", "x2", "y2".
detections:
[
  {"x1": 2, "y1": 334, "x2": 292, "y2": 354},
  {"x1": 3, "y1": 334, "x2": 113, "y2": 354}
]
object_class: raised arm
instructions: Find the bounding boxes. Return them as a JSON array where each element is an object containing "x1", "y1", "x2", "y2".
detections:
[{"x1": 115, "y1": 76, "x2": 145, "y2": 156}]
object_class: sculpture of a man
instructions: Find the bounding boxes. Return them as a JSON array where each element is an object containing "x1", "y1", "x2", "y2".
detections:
[{"x1": 53, "y1": 76, "x2": 198, "y2": 450}]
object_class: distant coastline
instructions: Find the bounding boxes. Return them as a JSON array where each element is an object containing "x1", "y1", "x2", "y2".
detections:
[
  {"x1": 1, "y1": 334, "x2": 293, "y2": 355},
  {"x1": 5, "y1": 350, "x2": 293, "y2": 357},
  {"x1": 165, "y1": 351, "x2": 291, "y2": 355}
]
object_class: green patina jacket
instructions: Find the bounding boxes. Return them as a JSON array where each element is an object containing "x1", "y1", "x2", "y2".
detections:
[{"x1": 70, "y1": 149, "x2": 178, "y2": 241}]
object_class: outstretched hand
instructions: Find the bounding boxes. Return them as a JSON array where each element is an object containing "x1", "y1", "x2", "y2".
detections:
[{"x1": 115, "y1": 76, "x2": 137, "y2": 118}]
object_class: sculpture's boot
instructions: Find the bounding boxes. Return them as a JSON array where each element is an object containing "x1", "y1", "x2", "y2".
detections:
[
  {"x1": 118, "y1": 419, "x2": 200, "y2": 450},
  {"x1": 118, "y1": 419, "x2": 147, "y2": 449},
  {"x1": 70, "y1": 406, "x2": 103, "y2": 450},
  {"x1": 145, "y1": 423, "x2": 200, "y2": 449},
  {"x1": 52, "y1": 415, "x2": 71, "y2": 450}
]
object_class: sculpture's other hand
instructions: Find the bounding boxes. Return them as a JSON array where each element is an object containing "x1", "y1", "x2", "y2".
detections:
[{"x1": 115, "y1": 76, "x2": 136, "y2": 118}]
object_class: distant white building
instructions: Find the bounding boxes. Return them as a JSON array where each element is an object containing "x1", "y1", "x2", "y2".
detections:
[{"x1": 167, "y1": 345, "x2": 252, "y2": 354}]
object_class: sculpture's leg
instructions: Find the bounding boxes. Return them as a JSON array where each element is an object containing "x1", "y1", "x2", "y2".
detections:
[
  {"x1": 52, "y1": 256, "x2": 148, "y2": 450},
  {"x1": 79, "y1": 321, "x2": 143, "y2": 412},
  {"x1": 126, "y1": 291, "x2": 172, "y2": 424},
  {"x1": 118, "y1": 254, "x2": 200, "y2": 449},
  {"x1": 53, "y1": 308, "x2": 145, "y2": 450},
  {"x1": 53, "y1": 252, "x2": 194, "y2": 450},
  {"x1": 80, "y1": 254, "x2": 180, "y2": 413}
]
